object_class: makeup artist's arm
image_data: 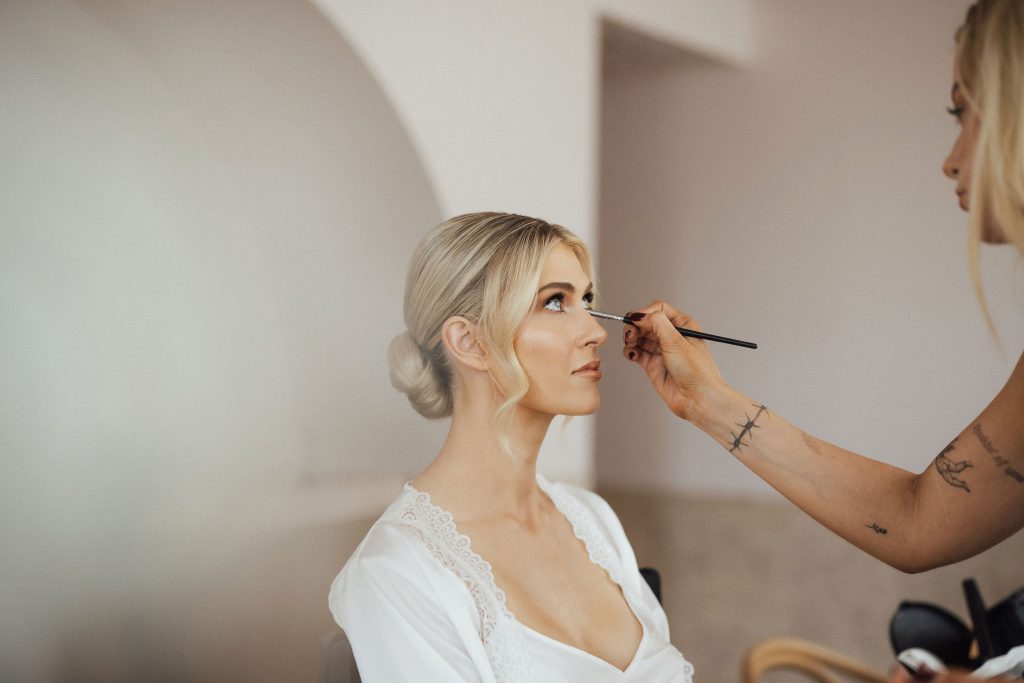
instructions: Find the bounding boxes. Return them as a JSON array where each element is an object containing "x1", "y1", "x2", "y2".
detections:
[{"x1": 623, "y1": 300, "x2": 1024, "y2": 573}]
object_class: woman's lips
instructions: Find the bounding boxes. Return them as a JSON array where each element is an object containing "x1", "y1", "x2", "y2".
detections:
[{"x1": 573, "y1": 360, "x2": 602, "y2": 379}]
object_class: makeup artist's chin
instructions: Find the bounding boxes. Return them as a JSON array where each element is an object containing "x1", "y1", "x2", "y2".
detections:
[
  {"x1": 960, "y1": 192, "x2": 1010, "y2": 244},
  {"x1": 956, "y1": 189, "x2": 968, "y2": 211}
]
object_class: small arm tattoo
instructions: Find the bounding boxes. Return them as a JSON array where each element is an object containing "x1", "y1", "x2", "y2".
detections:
[
  {"x1": 866, "y1": 523, "x2": 888, "y2": 535},
  {"x1": 934, "y1": 438, "x2": 973, "y2": 492},
  {"x1": 972, "y1": 423, "x2": 997, "y2": 455},
  {"x1": 1006, "y1": 467, "x2": 1024, "y2": 485},
  {"x1": 971, "y1": 424, "x2": 1024, "y2": 486},
  {"x1": 729, "y1": 404, "x2": 769, "y2": 453}
]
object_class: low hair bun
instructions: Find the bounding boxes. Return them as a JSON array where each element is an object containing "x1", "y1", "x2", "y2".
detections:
[{"x1": 387, "y1": 331, "x2": 452, "y2": 419}]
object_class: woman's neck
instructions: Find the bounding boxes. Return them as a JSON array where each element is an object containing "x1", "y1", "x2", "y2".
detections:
[{"x1": 412, "y1": 394, "x2": 555, "y2": 525}]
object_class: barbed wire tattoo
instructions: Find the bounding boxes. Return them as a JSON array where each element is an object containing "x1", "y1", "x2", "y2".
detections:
[{"x1": 729, "y1": 404, "x2": 769, "y2": 453}]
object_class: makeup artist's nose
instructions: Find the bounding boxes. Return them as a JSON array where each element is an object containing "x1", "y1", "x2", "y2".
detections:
[
  {"x1": 942, "y1": 153, "x2": 959, "y2": 181},
  {"x1": 943, "y1": 136, "x2": 962, "y2": 181},
  {"x1": 581, "y1": 310, "x2": 608, "y2": 347}
]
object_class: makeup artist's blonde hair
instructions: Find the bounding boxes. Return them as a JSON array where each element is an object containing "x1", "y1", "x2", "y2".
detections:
[
  {"x1": 955, "y1": 0, "x2": 1024, "y2": 332},
  {"x1": 388, "y1": 212, "x2": 593, "y2": 451}
]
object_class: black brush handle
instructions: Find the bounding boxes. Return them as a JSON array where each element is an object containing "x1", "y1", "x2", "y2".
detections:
[
  {"x1": 963, "y1": 578, "x2": 995, "y2": 661},
  {"x1": 673, "y1": 325, "x2": 758, "y2": 350}
]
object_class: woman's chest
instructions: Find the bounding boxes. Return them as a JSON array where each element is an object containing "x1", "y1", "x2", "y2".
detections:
[{"x1": 466, "y1": 522, "x2": 644, "y2": 671}]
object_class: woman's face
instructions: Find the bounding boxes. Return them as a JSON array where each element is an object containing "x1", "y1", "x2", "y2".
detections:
[
  {"x1": 942, "y1": 60, "x2": 1007, "y2": 243},
  {"x1": 506, "y1": 242, "x2": 608, "y2": 418}
]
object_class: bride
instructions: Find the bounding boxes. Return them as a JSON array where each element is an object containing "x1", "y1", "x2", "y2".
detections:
[{"x1": 329, "y1": 212, "x2": 693, "y2": 682}]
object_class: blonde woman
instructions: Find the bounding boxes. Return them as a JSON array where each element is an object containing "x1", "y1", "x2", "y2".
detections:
[
  {"x1": 623, "y1": 0, "x2": 1024, "y2": 665},
  {"x1": 329, "y1": 213, "x2": 693, "y2": 682}
]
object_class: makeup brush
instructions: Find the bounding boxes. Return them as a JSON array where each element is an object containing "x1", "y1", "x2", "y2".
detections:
[{"x1": 589, "y1": 310, "x2": 757, "y2": 350}]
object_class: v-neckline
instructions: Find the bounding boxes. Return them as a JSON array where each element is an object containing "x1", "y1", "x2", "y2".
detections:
[{"x1": 402, "y1": 476, "x2": 647, "y2": 674}]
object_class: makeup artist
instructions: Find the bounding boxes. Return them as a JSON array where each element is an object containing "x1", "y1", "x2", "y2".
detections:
[{"x1": 624, "y1": 0, "x2": 1024, "y2": 577}]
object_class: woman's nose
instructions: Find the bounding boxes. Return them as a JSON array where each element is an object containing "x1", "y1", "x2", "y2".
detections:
[{"x1": 582, "y1": 311, "x2": 608, "y2": 347}]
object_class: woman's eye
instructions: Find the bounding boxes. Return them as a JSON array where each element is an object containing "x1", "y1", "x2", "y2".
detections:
[
  {"x1": 543, "y1": 294, "x2": 564, "y2": 312},
  {"x1": 542, "y1": 291, "x2": 594, "y2": 312},
  {"x1": 946, "y1": 106, "x2": 965, "y2": 123}
]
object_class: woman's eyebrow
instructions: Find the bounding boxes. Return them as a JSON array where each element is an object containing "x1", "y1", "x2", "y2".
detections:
[{"x1": 537, "y1": 281, "x2": 594, "y2": 294}]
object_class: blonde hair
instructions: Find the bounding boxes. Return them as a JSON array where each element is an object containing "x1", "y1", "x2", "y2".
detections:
[
  {"x1": 388, "y1": 212, "x2": 593, "y2": 450},
  {"x1": 955, "y1": 0, "x2": 1024, "y2": 332}
]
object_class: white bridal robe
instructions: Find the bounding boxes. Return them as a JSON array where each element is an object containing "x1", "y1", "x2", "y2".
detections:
[{"x1": 329, "y1": 475, "x2": 694, "y2": 682}]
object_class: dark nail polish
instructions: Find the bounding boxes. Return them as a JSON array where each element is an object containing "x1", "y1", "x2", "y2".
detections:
[
  {"x1": 912, "y1": 665, "x2": 937, "y2": 682},
  {"x1": 628, "y1": 312, "x2": 646, "y2": 321},
  {"x1": 628, "y1": 351, "x2": 636, "y2": 360}
]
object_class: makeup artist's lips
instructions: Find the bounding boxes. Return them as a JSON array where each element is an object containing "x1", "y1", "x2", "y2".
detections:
[{"x1": 572, "y1": 360, "x2": 602, "y2": 379}]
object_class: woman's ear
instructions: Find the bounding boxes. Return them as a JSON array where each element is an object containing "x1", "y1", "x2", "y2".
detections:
[{"x1": 440, "y1": 316, "x2": 489, "y2": 371}]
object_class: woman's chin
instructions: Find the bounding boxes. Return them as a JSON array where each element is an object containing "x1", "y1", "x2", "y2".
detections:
[
  {"x1": 522, "y1": 388, "x2": 601, "y2": 418},
  {"x1": 561, "y1": 397, "x2": 601, "y2": 417}
]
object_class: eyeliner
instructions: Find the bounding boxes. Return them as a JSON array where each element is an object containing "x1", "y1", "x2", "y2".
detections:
[{"x1": 589, "y1": 309, "x2": 758, "y2": 350}]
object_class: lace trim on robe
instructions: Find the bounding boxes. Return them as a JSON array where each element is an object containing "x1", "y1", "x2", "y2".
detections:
[
  {"x1": 539, "y1": 479, "x2": 695, "y2": 683},
  {"x1": 398, "y1": 485, "x2": 535, "y2": 682},
  {"x1": 536, "y1": 478, "x2": 623, "y2": 584},
  {"x1": 398, "y1": 479, "x2": 694, "y2": 683}
]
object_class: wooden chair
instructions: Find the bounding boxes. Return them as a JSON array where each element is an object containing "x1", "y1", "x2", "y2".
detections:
[{"x1": 743, "y1": 637, "x2": 889, "y2": 683}]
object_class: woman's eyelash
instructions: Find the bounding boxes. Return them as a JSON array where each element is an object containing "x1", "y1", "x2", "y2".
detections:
[
  {"x1": 542, "y1": 293, "x2": 566, "y2": 311},
  {"x1": 542, "y1": 291, "x2": 595, "y2": 311},
  {"x1": 947, "y1": 106, "x2": 965, "y2": 120}
]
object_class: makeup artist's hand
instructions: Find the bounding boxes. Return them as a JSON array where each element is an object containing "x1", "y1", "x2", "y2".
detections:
[{"x1": 623, "y1": 300, "x2": 729, "y2": 421}]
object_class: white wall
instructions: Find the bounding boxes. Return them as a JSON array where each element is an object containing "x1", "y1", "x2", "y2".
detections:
[
  {"x1": 597, "y1": 0, "x2": 1024, "y2": 495},
  {"x1": 0, "y1": 1, "x2": 755, "y2": 677},
  {"x1": 311, "y1": 0, "x2": 754, "y2": 485},
  {"x1": 0, "y1": 0, "x2": 443, "y2": 677}
]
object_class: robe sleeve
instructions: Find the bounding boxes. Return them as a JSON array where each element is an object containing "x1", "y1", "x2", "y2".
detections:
[{"x1": 328, "y1": 526, "x2": 495, "y2": 683}]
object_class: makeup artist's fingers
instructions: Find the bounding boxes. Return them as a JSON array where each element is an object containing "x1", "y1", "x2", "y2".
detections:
[
  {"x1": 625, "y1": 301, "x2": 706, "y2": 362},
  {"x1": 628, "y1": 300, "x2": 703, "y2": 335},
  {"x1": 627, "y1": 339, "x2": 668, "y2": 386},
  {"x1": 624, "y1": 325, "x2": 659, "y2": 353},
  {"x1": 649, "y1": 312, "x2": 706, "y2": 384},
  {"x1": 623, "y1": 325, "x2": 637, "y2": 348},
  {"x1": 623, "y1": 341, "x2": 661, "y2": 363},
  {"x1": 624, "y1": 309, "x2": 728, "y2": 419},
  {"x1": 623, "y1": 317, "x2": 690, "y2": 412},
  {"x1": 623, "y1": 301, "x2": 729, "y2": 413},
  {"x1": 630, "y1": 338, "x2": 707, "y2": 419},
  {"x1": 632, "y1": 337, "x2": 663, "y2": 356}
]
